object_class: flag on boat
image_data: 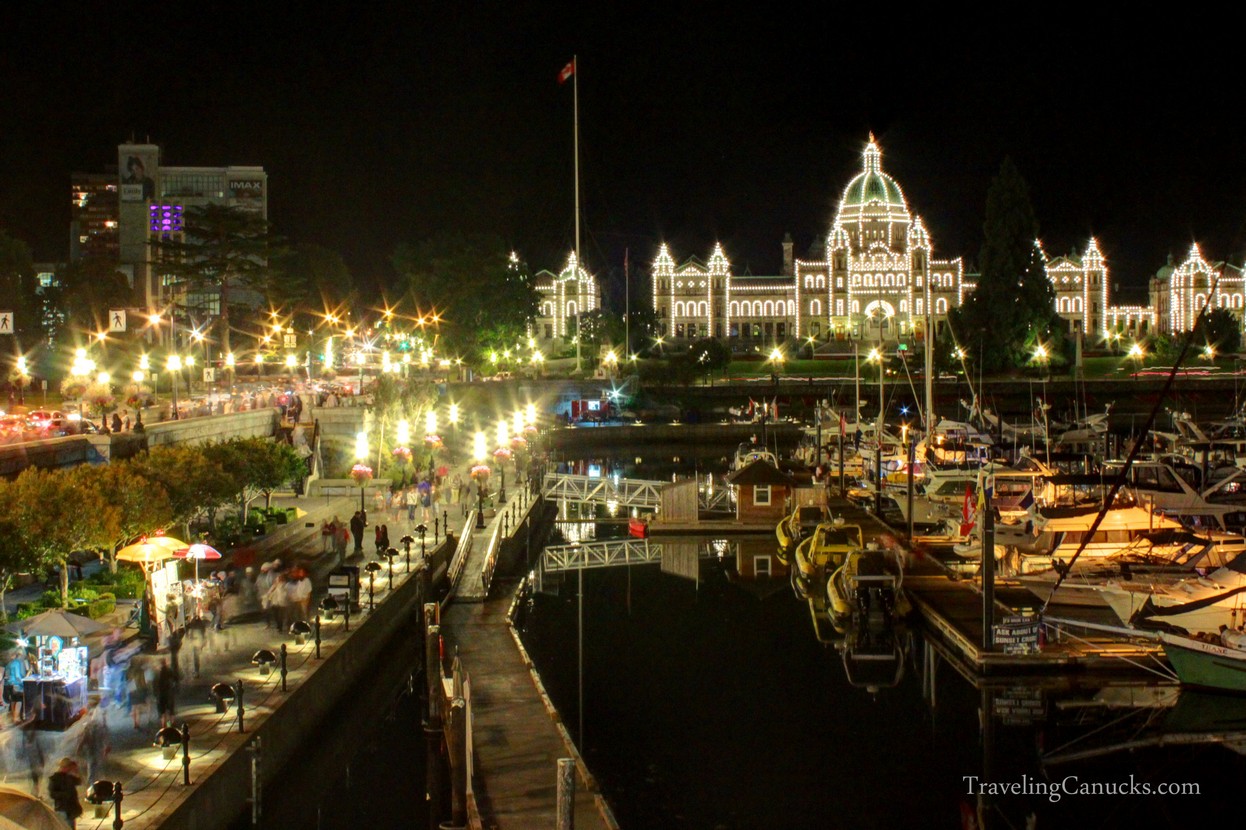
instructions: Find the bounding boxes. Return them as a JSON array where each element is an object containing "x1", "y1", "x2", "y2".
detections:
[
  {"x1": 771, "y1": 399, "x2": 779, "y2": 420},
  {"x1": 558, "y1": 59, "x2": 576, "y2": 84},
  {"x1": 958, "y1": 483, "x2": 975, "y2": 536}
]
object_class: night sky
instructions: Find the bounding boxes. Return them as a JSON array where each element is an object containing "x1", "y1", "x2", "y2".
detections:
[{"x1": 3, "y1": 6, "x2": 1243, "y2": 301}]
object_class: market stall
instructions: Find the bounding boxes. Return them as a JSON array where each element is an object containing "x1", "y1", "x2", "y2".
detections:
[
  {"x1": 117, "y1": 536, "x2": 187, "y2": 648},
  {"x1": 7, "y1": 609, "x2": 108, "y2": 730}
]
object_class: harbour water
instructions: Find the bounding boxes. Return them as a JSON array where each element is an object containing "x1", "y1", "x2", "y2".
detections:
[{"x1": 516, "y1": 555, "x2": 1246, "y2": 828}]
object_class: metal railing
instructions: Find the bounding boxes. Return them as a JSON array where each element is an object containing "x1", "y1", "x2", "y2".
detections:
[
  {"x1": 543, "y1": 537, "x2": 736, "y2": 572},
  {"x1": 445, "y1": 511, "x2": 477, "y2": 597},
  {"x1": 542, "y1": 473, "x2": 665, "y2": 509}
]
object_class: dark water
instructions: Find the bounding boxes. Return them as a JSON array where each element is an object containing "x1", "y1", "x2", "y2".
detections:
[
  {"x1": 231, "y1": 620, "x2": 432, "y2": 830},
  {"x1": 517, "y1": 560, "x2": 1246, "y2": 829}
]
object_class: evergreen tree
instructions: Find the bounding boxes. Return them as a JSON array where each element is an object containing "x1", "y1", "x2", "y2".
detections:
[
  {"x1": 950, "y1": 158, "x2": 1054, "y2": 373},
  {"x1": 151, "y1": 204, "x2": 283, "y2": 357},
  {"x1": 0, "y1": 229, "x2": 44, "y2": 346}
]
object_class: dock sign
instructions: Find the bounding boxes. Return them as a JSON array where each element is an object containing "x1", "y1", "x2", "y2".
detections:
[{"x1": 993, "y1": 613, "x2": 1041, "y2": 655}]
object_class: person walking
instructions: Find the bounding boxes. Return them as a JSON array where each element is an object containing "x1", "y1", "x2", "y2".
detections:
[
  {"x1": 48, "y1": 757, "x2": 82, "y2": 828},
  {"x1": 5, "y1": 649, "x2": 28, "y2": 723},
  {"x1": 289, "y1": 570, "x2": 312, "y2": 622},
  {"x1": 75, "y1": 707, "x2": 109, "y2": 786},
  {"x1": 155, "y1": 660, "x2": 177, "y2": 728},
  {"x1": 265, "y1": 573, "x2": 290, "y2": 631},
  {"x1": 22, "y1": 724, "x2": 44, "y2": 798},
  {"x1": 350, "y1": 511, "x2": 365, "y2": 556},
  {"x1": 335, "y1": 522, "x2": 349, "y2": 559},
  {"x1": 127, "y1": 657, "x2": 150, "y2": 729}
]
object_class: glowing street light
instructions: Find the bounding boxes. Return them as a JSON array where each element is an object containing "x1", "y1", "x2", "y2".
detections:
[
  {"x1": 473, "y1": 430, "x2": 487, "y2": 464},
  {"x1": 396, "y1": 418, "x2": 410, "y2": 448},
  {"x1": 513, "y1": 410, "x2": 524, "y2": 439},
  {"x1": 448, "y1": 403, "x2": 460, "y2": 427},
  {"x1": 425, "y1": 409, "x2": 437, "y2": 437}
]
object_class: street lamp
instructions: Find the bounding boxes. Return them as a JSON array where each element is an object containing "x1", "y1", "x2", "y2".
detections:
[
  {"x1": 13, "y1": 355, "x2": 28, "y2": 404},
  {"x1": 448, "y1": 402, "x2": 459, "y2": 433},
  {"x1": 355, "y1": 430, "x2": 370, "y2": 513},
  {"x1": 496, "y1": 419, "x2": 509, "y2": 503},
  {"x1": 473, "y1": 430, "x2": 487, "y2": 529},
  {"x1": 166, "y1": 354, "x2": 182, "y2": 419},
  {"x1": 1128, "y1": 342, "x2": 1145, "y2": 376}
]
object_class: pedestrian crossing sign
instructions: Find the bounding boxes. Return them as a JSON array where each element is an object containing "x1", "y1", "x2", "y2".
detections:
[
  {"x1": 0, "y1": 312, "x2": 11, "y2": 333},
  {"x1": 109, "y1": 309, "x2": 127, "y2": 332}
]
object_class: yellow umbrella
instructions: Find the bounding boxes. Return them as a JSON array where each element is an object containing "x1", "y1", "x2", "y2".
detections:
[
  {"x1": 0, "y1": 784, "x2": 71, "y2": 829},
  {"x1": 146, "y1": 534, "x2": 189, "y2": 552},
  {"x1": 116, "y1": 541, "x2": 175, "y2": 571}
]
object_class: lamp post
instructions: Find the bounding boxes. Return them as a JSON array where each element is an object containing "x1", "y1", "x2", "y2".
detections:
[
  {"x1": 355, "y1": 430, "x2": 370, "y2": 514},
  {"x1": 165, "y1": 354, "x2": 181, "y2": 420},
  {"x1": 14, "y1": 356, "x2": 27, "y2": 404},
  {"x1": 496, "y1": 419, "x2": 509, "y2": 503},
  {"x1": 474, "y1": 430, "x2": 487, "y2": 529},
  {"x1": 1128, "y1": 342, "x2": 1145, "y2": 378},
  {"x1": 868, "y1": 346, "x2": 884, "y2": 516}
]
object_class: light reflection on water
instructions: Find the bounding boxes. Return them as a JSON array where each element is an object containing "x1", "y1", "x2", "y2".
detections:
[{"x1": 521, "y1": 456, "x2": 1246, "y2": 829}]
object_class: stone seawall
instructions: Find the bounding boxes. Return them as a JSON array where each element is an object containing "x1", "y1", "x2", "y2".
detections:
[{"x1": 146, "y1": 538, "x2": 451, "y2": 830}]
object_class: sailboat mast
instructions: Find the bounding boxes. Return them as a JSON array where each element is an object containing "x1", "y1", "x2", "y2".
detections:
[
  {"x1": 924, "y1": 283, "x2": 934, "y2": 435},
  {"x1": 573, "y1": 54, "x2": 582, "y2": 373}
]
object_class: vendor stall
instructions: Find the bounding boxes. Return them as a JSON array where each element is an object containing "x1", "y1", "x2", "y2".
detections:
[{"x1": 6, "y1": 609, "x2": 108, "y2": 731}]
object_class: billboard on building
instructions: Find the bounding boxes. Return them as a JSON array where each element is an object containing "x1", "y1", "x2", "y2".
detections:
[
  {"x1": 118, "y1": 145, "x2": 158, "y2": 202},
  {"x1": 228, "y1": 178, "x2": 265, "y2": 213}
]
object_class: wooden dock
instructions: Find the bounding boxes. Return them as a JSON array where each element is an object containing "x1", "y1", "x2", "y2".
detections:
[{"x1": 819, "y1": 497, "x2": 1167, "y2": 677}]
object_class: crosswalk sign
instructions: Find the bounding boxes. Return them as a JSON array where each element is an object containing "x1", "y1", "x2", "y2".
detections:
[
  {"x1": 0, "y1": 312, "x2": 11, "y2": 334},
  {"x1": 109, "y1": 309, "x2": 127, "y2": 332}
]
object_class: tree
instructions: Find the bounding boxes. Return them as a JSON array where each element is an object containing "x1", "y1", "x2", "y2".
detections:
[
  {"x1": 0, "y1": 229, "x2": 44, "y2": 346},
  {"x1": 1197, "y1": 307, "x2": 1241, "y2": 355},
  {"x1": 130, "y1": 444, "x2": 235, "y2": 532},
  {"x1": 96, "y1": 462, "x2": 173, "y2": 574},
  {"x1": 205, "y1": 437, "x2": 306, "y2": 515},
  {"x1": 0, "y1": 481, "x2": 48, "y2": 621},
  {"x1": 392, "y1": 233, "x2": 539, "y2": 359},
  {"x1": 45, "y1": 257, "x2": 134, "y2": 340},
  {"x1": 949, "y1": 158, "x2": 1054, "y2": 373},
  {"x1": 269, "y1": 243, "x2": 357, "y2": 320},
  {"x1": 151, "y1": 204, "x2": 283, "y2": 356}
]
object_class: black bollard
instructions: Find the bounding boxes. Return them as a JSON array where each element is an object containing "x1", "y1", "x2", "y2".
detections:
[
  {"x1": 344, "y1": 597, "x2": 351, "y2": 632},
  {"x1": 388, "y1": 561, "x2": 394, "y2": 592},
  {"x1": 235, "y1": 679, "x2": 245, "y2": 734},
  {"x1": 181, "y1": 722, "x2": 191, "y2": 785},
  {"x1": 314, "y1": 614, "x2": 322, "y2": 659},
  {"x1": 368, "y1": 574, "x2": 375, "y2": 612},
  {"x1": 434, "y1": 516, "x2": 439, "y2": 543},
  {"x1": 113, "y1": 782, "x2": 123, "y2": 830},
  {"x1": 442, "y1": 510, "x2": 448, "y2": 537},
  {"x1": 279, "y1": 644, "x2": 288, "y2": 692}
]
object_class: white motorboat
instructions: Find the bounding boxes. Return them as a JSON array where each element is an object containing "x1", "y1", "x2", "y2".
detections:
[{"x1": 1098, "y1": 555, "x2": 1246, "y2": 635}]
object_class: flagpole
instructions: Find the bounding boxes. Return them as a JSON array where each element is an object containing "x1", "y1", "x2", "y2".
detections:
[
  {"x1": 624, "y1": 247, "x2": 630, "y2": 360},
  {"x1": 573, "y1": 54, "x2": 582, "y2": 374}
]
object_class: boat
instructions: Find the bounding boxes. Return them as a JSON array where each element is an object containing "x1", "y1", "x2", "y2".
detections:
[
  {"x1": 791, "y1": 518, "x2": 863, "y2": 600},
  {"x1": 1099, "y1": 554, "x2": 1246, "y2": 635},
  {"x1": 1019, "y1": 527, "x2": 1246, "y2": 607},
  {"x1": 1160, "y1": 630, "x2": 1246, "y2": 694},
  {"x1": 775, "y1": 504, "x2": 830, "y2": 564},
  {"x1": 628, "y1": 516, "x2": 649, "y2": 539},
  {"x1": 732, "y1": 441, "x2": 779, "y2": 471},
  {"x1": 1106, "y1": 458, "x2": 1246, "y2": 532},
  {"x1": 825, "y1": 542, "x2": 907, "y2": 634}
]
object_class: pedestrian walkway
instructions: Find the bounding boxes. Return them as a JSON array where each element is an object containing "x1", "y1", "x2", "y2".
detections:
[{"x1": 0, "y1": 492, "x2": 433, "y2": 829}]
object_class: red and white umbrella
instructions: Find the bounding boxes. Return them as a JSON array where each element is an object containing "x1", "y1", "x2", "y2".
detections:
[{"x1": 175, "y1": 543, "x2": 222, "y2": 582}]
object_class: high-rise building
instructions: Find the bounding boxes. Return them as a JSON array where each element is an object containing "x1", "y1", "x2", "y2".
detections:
[
  {"x1": 69, "y1": 171, "x2": 120, "y2": 262},
  {"x1": 114, "y1": 142, "x2": 268, "y2": 338}
]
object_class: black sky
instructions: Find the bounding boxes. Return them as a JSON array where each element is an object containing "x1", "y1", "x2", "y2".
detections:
[{"x1": 2, "y1": 5, "x2": 1243, "y2": 300}]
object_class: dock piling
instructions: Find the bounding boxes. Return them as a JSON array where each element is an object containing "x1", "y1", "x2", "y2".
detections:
[
  {"x1": 981, "y1": 495, "x2": 995, "y2": 652},
  {"x1": 556, "y1": 757, "x2": 576, "y2": 830}
]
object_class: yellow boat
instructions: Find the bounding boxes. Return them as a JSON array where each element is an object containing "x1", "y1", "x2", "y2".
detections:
[
  {"x1": 775, "y1": 505, "x2": 831, "y2": 564},
  {"x1": 826, "y1": 542, "x2": 908, "y2": 634},
  {"x1": 791, "y1": 518, "x2": 864, "y2": 600}
]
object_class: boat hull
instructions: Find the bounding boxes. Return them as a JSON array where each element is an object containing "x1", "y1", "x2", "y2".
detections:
[{"x1": 1162, "y1": 634, "x2": 1246, "y2": 694}]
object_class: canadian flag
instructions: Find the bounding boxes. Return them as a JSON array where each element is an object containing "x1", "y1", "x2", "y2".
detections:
[
  {"x1": 958, "y1": 483, "x2": 976, "y2": 537},
  {"x1": 558, "y1": 59, "x2": 576, "y2": 85}
]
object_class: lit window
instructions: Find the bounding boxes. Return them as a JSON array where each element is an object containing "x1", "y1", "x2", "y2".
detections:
[{"x1": 754, "y1": 485, "x2": 771, "y2": 506}]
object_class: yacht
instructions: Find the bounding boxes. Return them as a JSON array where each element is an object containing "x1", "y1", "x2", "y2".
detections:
[{"x1": 1098, "y1": 555, "x2": 1246, "y2": 635}]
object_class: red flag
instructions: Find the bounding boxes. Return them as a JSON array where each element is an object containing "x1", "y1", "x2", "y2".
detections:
[
  {"x1": 958, "y1": 483, "x2": 976, "y2": 536},
  {"x1": 839, "y1": 413, "x2": 846, "y2": 438},
  {"x1": 558, "y1": 59, "x2": 575, "y2": 85}
]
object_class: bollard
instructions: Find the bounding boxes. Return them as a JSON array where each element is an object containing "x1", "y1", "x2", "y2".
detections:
[
  {"x1": 368, "y1": 574, "x2": 376, "y2": 612},
  {"x1": 447, "y1": 698, "x2": 468, "y2": 828},
  {"x1": 112, "y1": 782, "x2": 123, "y2": 830},
  {"x1": 181, "y1": 722, "x2": 191, "y2": 785},
  {"x1": 434, "y1": 516, "x2": 440, "y2": 543},
  {"x1": 235, "y1": 679, "x2": 245, "y2": 734},
  {"x1": 344, "y1": 597, "x2": 351, "y2": 632},
  {"x1": 556, "y1": 757, "x2": 576, "y2": 830},
  {"x1": 279, "y1": 644, "x2": 288, "y2": 692},
  {"x1": 314, "y1": 614, "x2": 322, "y2": 659},
  {"x1": 443, "y1": 510, "x2": 448, "y2": 538},
  {"x1": 424, "y1": 623, "x2": 441, "y2": 722}
]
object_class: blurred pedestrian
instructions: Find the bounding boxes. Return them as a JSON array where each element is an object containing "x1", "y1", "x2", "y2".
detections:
[
  {"x1": 48, "y1": 757, "x2": 82, "y2": 828},
  {"x1": 75, "y1": 707, "x2": 109, "y2": 786},
  {"x1": 155, "y1": 660, "x2": 177, "y2": 727},
  {"x1": 5, "y1": 648, "x2": 28, "y2": 722},
  {"x1": 265, "y1": 573, "x2": 290, "y2": 631},
  {"x1": 127, "y1": 657, "x2": 150, "y2": 729},
  {"x1": 350, "y1": 511, "x2": 365, "y2": 555},
  {"x1": 22, "y1": 725, "x2": 44, "y2": 798}
]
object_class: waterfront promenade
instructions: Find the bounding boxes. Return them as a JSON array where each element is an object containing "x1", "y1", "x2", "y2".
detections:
[{"x1": 0, "y1": 465, "x2": 616, "y2": 829}]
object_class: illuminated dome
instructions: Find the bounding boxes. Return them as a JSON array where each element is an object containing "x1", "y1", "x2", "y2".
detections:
[{"x1": 839, "y1": 136, "x2": 907, "y2": 212}]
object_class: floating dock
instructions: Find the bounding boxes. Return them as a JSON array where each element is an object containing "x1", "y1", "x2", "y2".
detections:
[{"x1": 823, "y1": 497, "x2": 1167, "y2": 677}]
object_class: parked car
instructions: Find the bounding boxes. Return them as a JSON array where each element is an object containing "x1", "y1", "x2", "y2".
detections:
[{"x1": 26, "y1": 409, "x2": 66, "y2": 429}]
